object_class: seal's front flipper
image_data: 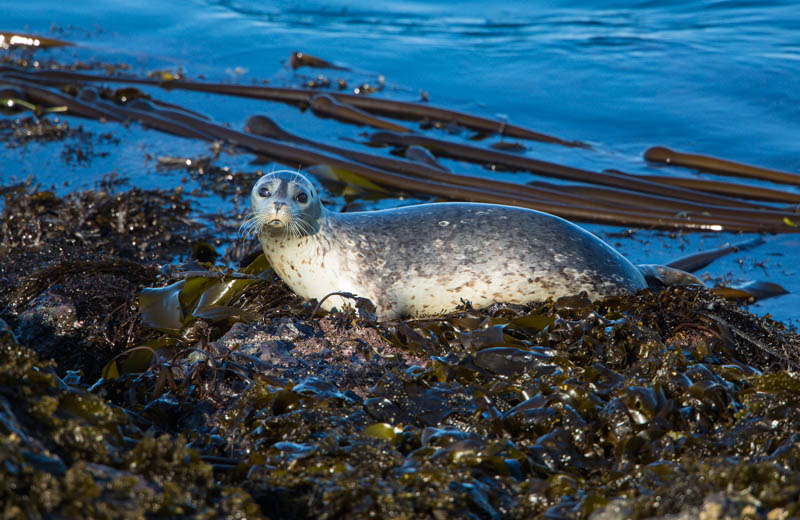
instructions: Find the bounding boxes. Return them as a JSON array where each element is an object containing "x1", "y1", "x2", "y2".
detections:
[{"x1": 637, "y1": 264, "x2": 705, "y2": 290}]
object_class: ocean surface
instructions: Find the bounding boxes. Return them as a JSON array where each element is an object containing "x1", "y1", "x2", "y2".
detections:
[{"x1": 3, "y1": 0, "x2": 800, "y2": 323}]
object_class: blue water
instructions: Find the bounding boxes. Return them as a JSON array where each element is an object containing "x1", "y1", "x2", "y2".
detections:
[{"x1": 3, "y1": 0, "x2": 800, "y2": 323}]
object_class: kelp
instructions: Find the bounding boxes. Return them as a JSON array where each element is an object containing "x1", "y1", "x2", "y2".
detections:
[
  {"x1": 212, "y1": 286, "x2": 800, "y2": 518},
  {"x1": 0, "y1": 64, "x2": 582, "y2": 145},
  {"x1": 0, "y1": 180, "x2": 210, "y2": 377},
  {"x1": 103, "y1": 256, "x2": 270, "y2": 379},
  {"x1": 3, "y1": 61, "x2": 800, "y2": 232},
  {"x1": 645, "y1": 146, "x2": 800, "y2": 186},
  {"x1": 289, "y1": 50, "x2": 349, "y2": 71}
]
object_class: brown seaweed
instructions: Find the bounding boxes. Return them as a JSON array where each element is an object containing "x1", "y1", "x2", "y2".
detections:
[
  {"x1": 3, "y1": 65, "x2": 800, "y2": 232},
  {"x1": 0, "y1": 64, "x2": 583, "y2": 145},
  {"x1": 645, "y1": 146, "x2": 800, "y2": 186}
]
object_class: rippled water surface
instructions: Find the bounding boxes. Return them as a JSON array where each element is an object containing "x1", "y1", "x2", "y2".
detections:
[{"x1": 4, "y1": 0, "x2": 800, "y2": 322}]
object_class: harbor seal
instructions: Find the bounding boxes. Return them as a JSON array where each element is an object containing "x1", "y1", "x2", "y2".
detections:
[{"x1": 245, "y1": 171, "x2": 700, "y2": 320}]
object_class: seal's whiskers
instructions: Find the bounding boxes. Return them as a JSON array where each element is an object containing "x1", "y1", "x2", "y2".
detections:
[
  {"x1": 290, "y1": 216, "x2": 314, "y2": 238},
  {"x1": 238, "y1": 213, "x2": 262, "y2": 240}
]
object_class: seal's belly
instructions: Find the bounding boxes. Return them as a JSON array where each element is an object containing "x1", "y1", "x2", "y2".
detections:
[
  {"x1": 303, "y1": 248, "x2": 641, "y2": 320},
  {"x1": 387, "y1": 262, "x2": 637, "y2": 318}
]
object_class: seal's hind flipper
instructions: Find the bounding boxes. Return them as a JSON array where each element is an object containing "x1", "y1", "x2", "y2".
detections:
[{"x1": 637, "y1": 264, "x2": 705, "y2": 290}]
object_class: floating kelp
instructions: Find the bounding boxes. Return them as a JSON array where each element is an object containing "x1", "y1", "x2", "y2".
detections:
[
  {"x1": 666, "y1": 236, "x2": 765, "y2": 272},
  {"x1": 641, "y1": 174, "x2": 800, "y2": 204},
  {"x1": 712, "y1": 280, "x2": 790, "y2": 303},
  {"x1": 3, "y1": 64, "x2": 800, "y2": 232},
  {"x1": 645, "y1": 146, "x2": 800, "y2": 186},
  {"x1": 0, "y1": 64, "x2": 582, "y2": 145},
  {"x1": 4, "y1": 42, "x2": 798, "y2": 234},
  {"x1": 310, "y1": 93, "x2": 412, "y2": 132},
  {"x1": 246, "y1": 114, "x2": 790, "y2": 230}
]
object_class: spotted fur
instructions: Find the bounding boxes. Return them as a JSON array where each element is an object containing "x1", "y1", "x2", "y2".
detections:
[{"x1": 249, "y1": 171, "x2": 649, "y2": 320}]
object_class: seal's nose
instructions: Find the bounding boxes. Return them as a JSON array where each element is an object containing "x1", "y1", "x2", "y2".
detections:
[{"x1": 272, "y1": 201, "x2": 286, "y2": 210}]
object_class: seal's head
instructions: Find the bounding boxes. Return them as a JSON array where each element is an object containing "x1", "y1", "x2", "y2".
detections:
[{"x1": 245, "y1": 171, "x2": 322, "y2": 239}]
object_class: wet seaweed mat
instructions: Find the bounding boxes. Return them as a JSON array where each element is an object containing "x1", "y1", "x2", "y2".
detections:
[
  {"x1": 2, "y1": 185, "x2": 800, "y2": 518},
  {"x1": 3, "y1": 282, "x2": 800, "y2": 517}
]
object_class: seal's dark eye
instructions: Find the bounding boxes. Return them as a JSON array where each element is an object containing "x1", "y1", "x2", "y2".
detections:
[
  {"x1": 258, "y1": 186, "x2": 271, "y2": 198},
  {"x1": 295, "y1": 192, "x2": 308, "y2": 203}
]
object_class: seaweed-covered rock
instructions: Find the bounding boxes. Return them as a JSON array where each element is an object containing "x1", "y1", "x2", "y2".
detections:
[
  {"x1": 3, "y1": 182, "x2": 800, "y2": 518},
  {"x1": 0, "y1": 183, "x2": 209, "y2": 377},
  {"x1": 0, "y1": 339, "x2": 263, "y2": 518}
]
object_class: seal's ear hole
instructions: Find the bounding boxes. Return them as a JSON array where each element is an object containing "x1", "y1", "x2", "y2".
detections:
[
  {"x1": 295, "y1": 192, "x2": 308, "y2": 203},
  {"x1": 258, "y1": 186, "x2": 271, "y2": 198}
]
